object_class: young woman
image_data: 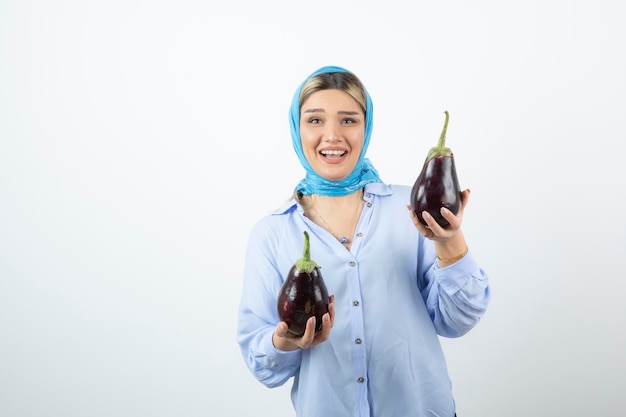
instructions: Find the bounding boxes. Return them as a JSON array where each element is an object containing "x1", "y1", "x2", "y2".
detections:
[{"x1": 237, "y1": 65, "x2": 490, "y2": 417}]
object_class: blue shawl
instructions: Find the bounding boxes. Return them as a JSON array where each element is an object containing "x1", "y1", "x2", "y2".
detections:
[{"x1": 289, "y1": 65, "x2": 382, "y2": 196}]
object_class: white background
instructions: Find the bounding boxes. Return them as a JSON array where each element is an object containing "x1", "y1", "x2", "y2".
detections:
[{"x1": 1, "y1": 1, "x2": 625, "y2": 416}]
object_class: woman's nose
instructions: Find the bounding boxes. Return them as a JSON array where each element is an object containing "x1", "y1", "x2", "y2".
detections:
[{"x1": 325, "y1": 128, "x2": 340, "y2": 142}]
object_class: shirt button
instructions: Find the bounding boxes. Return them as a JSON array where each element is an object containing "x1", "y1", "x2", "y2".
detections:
[
  {"x1": 366, "y1": 202, "x2": 372, "y2": 208},
  {"x1": 353, "y1": 300, "x2": 360, "y2": 306},
  {"x1": 355, "y1": 338, "x2": 362, "y2": 344},
  {"x1": 356, "y1": 232, "x2": 363, "y2": 238},
  {"x1": 364, "y1": 194, "x2": 371, "y2": 199},
  {"x1": 358, "y1": 377, "x2": 365, "y2": 383},
  {"x1": 349, "y1": 261, "x2": 356, "y2": 267}
]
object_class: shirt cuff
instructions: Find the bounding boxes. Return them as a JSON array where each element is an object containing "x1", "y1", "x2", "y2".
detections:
[
  {"x1": 258, "y1": 329, "x2": 302, "y2": 370},
  {"x1": 433, "y1": 249, "x2": 478, "y2": 293}
]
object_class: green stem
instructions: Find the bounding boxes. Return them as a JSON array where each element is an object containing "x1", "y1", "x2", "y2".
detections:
[
  {"x1": 426, "y1": 111, "x2": 453, "y2": 160},
  {"x1": 296, "y1": 231, "x2": 320, "y2": 273},
  {"x1": 436, "y1": 110, "x2": 450, "y2": 149}
]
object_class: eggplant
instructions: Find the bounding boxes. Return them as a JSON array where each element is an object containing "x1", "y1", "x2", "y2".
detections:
[
  {"x1": 277, "y1": 231, "x2": 330, "y2": 337},
  {"x1": 410, "y1": 111, "x2": 462, "y2": 228}
]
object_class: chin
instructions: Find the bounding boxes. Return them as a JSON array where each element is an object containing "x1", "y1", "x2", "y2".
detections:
[{"x1": 318, "y1": 170, "x2": 349, "y2": 182}]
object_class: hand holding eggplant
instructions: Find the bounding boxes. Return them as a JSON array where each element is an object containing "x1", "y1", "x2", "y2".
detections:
[
  {"x1": 408, "y1": 189, "x2": 470, "y2": 268},
  {"x1": 408, "y1": 189, "x2": 470, "y2": 241},
  {"x1": 273, "y1": 295, "x2": 335, "y2": 351},
  {"x1": 274, "y1": 231, "x2": 335, "y2": 351}
]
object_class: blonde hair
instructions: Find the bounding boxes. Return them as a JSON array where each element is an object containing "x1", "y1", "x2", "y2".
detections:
[
  {"x1": 299, "y1": 71, "x2": 367, "y2": 114},
  {"x1": 295, "y1": 190, "x2": 314, "y2": 210}
]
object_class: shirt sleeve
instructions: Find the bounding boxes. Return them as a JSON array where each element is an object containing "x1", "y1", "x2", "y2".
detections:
[
  {"x1": 236, "y1": 219, "x2": 303, "y2": 388},
  {"x1": 419, "y1": 246, "x2": 491, "y2": 338}
]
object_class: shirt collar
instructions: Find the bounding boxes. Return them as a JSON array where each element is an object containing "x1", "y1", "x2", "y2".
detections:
[{"x1": 271, "y1": 182, "x2": 393, "y2": 216}]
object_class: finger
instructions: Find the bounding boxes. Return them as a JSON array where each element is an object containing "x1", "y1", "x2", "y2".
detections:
[
  {"x1": 323, "y1": 312, "x2": 331, "y2": 329},
  {"x1": 439, "y1": 207, "x2": 461, "y2": 229},
  {"x1": 407, "y1": 205, "x2": 422, "y2": 228},
  {"x1": 422, "y1": 211, "x2": 444, "y2": 236},
  {"x1": 443, "y1": 190, "x2": 470, "y2": 228},
  {"x1": 459, "y1": 189, "x2": 470, "y2": 211},
  {"x1": 328, "y1": 295, "x2": 336, "y2": 326},
  {"x1": 407, "y1": 206, "x2": 432, "y2": 235},
  {"x1": 311, "y1": 303, "x2": 335, "y2": 346},
  {"x1": 314, "y1": 312, "x2": 332, "y2": 343},
  {"x1": 275, "y1": 321, "x2": 289, "y2": 338},
  {"x1": 300, "y1": 316, "x2": 316, "y2": 347}
]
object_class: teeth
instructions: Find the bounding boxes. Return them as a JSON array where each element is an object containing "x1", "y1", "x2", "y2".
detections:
[{"x1": 321, "y1": 150, "x2": 346, "y2": 156}]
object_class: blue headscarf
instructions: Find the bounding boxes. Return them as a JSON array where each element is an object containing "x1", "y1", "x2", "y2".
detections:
[{"x1": 289, "y1": 65, "x2": 382, "y2": 196}]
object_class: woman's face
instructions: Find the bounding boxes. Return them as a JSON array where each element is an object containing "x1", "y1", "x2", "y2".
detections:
[{"x1": 299, "y1": 89, "x2": 365, "y2": 181}]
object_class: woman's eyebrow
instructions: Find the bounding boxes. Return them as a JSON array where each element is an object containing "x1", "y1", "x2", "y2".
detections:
[
  {"x1": 302, "y1": 108, "x2": 360, "y2": 115},
  {"x1": 302, "y1": 108, "x2": 324, "y2": 113}
]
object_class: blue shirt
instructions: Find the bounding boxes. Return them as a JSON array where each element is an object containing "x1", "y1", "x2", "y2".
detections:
[{"x1": 237, "y1": 183, "x2": 490, "y2": 417}]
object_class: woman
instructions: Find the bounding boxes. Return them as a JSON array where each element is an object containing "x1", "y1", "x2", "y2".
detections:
[{"x1": 237, "y1": 65, "x2": 490, "y2": 417}]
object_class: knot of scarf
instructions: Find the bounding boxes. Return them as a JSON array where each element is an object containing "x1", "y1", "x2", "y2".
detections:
[{"x1": 289, "y1": 65, "x2": 382, "y2": 196}]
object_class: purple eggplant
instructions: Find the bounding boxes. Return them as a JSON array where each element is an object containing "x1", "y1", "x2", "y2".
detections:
[
  {"x1": 410, "y1": 111, "x2": 461, "y2": 228},
  {"x1": 277, "y1": 231, "x2": 330, "y2": 337}
]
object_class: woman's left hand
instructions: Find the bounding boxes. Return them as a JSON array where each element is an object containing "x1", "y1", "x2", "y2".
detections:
[{"x1": 407, "y1": 188, "x2": 470, "y2": 241}]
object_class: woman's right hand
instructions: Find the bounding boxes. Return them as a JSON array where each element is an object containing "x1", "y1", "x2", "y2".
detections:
[{"x1": 272, "y1": 295, "x2": 335, "y2": 351}]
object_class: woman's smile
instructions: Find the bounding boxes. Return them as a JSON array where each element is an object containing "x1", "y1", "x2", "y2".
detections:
[{"x1": 319, "y1": 148, "x2": 348, "y2": 162}]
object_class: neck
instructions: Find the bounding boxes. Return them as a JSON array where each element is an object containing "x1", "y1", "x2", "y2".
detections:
[
  {"x1": 303, "y1": 188, "x2": 365, "y2": 249},
  {"x1": 308, "y1": 188, "x2": 364, "y2": 208}
]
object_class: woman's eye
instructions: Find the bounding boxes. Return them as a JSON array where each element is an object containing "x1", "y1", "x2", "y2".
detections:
[{"x1": 342, "y1": 118, "x2": 357, "y2": 124}]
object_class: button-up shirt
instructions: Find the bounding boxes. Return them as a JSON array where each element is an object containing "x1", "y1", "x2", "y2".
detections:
[{"x1": 237, "y1": 183, "x2": 490, "y2": 417}]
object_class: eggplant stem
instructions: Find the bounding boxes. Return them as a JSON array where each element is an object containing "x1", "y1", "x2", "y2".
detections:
[
  {"x1": 436, "y1": 111, "x2": 450, "y2": 149},
  {"x1": 296, "y1": 231, "x2": 321, "y2": 273},
  {"x1": 426, "y1": 110, "x2": 453, "y2": 161}
]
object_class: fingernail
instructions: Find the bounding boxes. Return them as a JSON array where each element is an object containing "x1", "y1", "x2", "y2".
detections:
[
  {"x1": 324, "y1": 313, "x2": 330, "y2": 323},
  {"x1": 441, "y1": 207, "x2": 449, "y2": 215},
  {"x1": 422, "y1": 211, "x2": 431, "y2": 220}
]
